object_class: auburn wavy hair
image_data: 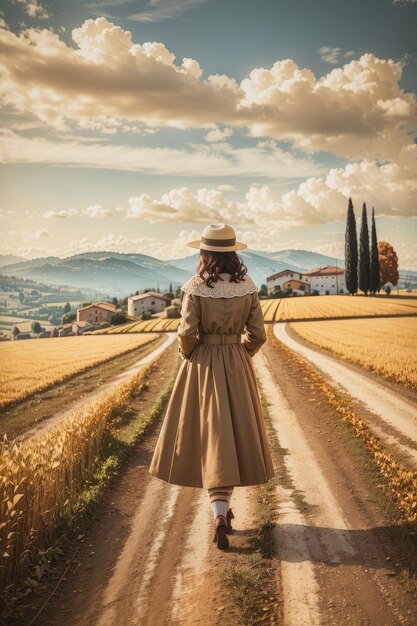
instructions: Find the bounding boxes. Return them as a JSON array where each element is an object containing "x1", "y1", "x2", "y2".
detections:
[{"x1": 197, "y1": 249, "x2": 248, "y2": 288}]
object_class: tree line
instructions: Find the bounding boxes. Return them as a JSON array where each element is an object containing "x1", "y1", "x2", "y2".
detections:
[{"x1": 345, "y1": 198, "x2": 399, "y2": 296}]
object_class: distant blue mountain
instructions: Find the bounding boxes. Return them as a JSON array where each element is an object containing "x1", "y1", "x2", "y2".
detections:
[
  {"x1": 0, "y1": 254, "x2": 33, "y2": 267},
  {"x1": 1, "y1": 248, "x2": 415, "y2": 295},
  {"x1": 1, "y1": 251, "x2": 189, "y2": 295},
  {"x1": 253, "y1": 248, "x2": 345, "y2": 271},
  {"x1": 169, "y1": 248, "x2": 344, "y2": 287}
]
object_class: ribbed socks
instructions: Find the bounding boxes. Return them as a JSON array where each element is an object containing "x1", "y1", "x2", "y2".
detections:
[{"x1": 208, "y1": 486, "x2": 234, "y2": 520}]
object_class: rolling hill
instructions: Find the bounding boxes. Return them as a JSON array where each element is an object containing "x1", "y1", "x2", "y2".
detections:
[
  {"x1": 1, "y1": 249, "x2": 415, "y2": 295},
  {"x1": 1, "y1": 252, "x2": 189, "y2": 295}
]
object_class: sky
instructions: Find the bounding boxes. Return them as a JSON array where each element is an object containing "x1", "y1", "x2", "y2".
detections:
[{"x1": 0, "y1": 0, "x2": 416, "y2": 267}]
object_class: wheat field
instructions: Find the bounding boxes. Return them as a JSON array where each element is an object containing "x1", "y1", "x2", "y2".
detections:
[
  {"x1": 0, "y1": 357, "x2": 161, "y2": 599},
  {"x1": 93, "y1": 318, "x2": 180, "y2": 334},
  {"x1": 0, "y1": 334, "x2": 159, "y2": 408},
  {"x1": 288, "y1": 317, "x2": 417, "y2": 391},
  {"x1": 260, "y1": 295, "x2": 417, "y2": 322}
]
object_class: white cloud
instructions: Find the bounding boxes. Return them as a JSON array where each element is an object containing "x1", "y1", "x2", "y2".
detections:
[
  {"x1": 0, "y1": 130, "x2": 325, "y2": 179},
  {"x1": 318, "y1": 47, "x2": 343, "y2": 64},
  {"x1": 318, "y1": 47, "x2": 356, "y2": 64},
  {"x1": 216, "y1": 184, "x2": 238, "y2": 192},
  {"x1": 43, "y1": 208, "x2": 77, "y2": 219},
  {"x1": 392, "y1": 0, "x2": 417, "y2": 5},
  {"x1": 128, "y1": 0, "x2": 209, "y2": 22},
  {"x1": 23, "y1": 228, "x2": 51, "y2": 239},
  {"x1": 126, "y1": 187, "x2": 241, "y2": 223},
  {"x1": 240, "y1": 55, "x2": 416, "y2": 158},
  {"x1": 0, "y1": 245, "x2": 50, "y2": 258},
  {"x1": 58, "y1": 229, "x2": 205, "y2": 261},
  {"x1": 204, "y1": 126, "x2": 233, "y2": 142},
  {"x1": 15, "y1": 0, "x2": 49, "y2": 19},
  {"x1": 125, "y1": 146, "x2": 417, "y2": 227},
  {"x1": 84, "y1": 204, "x2": 114, "y2": 218},
  {"x1": 0, "y1": 19, "x2": 415, "y2": 158}
]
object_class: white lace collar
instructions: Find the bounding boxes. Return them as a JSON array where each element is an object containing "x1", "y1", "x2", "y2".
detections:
[{"x1": 181, "y1": 272, "x2": 258, "y2": 298}]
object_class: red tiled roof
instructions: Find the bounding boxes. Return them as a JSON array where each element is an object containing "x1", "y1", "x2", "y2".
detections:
[
  {"x1": 129, "y1": 292, "x2": 167, "y2": 302},
  {"x1": 304, "y1": 265, "x2": 345, "y2": 276},
  {"x1": 78, "y1": 302, "x2": 116, "y2": 312}
]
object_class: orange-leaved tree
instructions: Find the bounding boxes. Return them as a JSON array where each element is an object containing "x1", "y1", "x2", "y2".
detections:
[{"x1": 377, "y1": 241, "x2": 399, "y2": 289}]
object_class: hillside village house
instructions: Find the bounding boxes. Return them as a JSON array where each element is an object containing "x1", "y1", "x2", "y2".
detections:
[
  {"x1": 77, "y1": 301, "x2": 117, "y2": 324},
  {"x1": 304, "y1": 266, "x2": 346, "y2": 294},
  {"x1": 266, "y1": 270, "x2": 311, "y2": 295},
  {"x1": 72, "y1": 321, "x2": 96, "y2": 335},
  {"x1": 59, "y1": 323, "x2": 74, "y2": 337},
  {"x1": 267, "y1": 266, "x2": 346, "y2": 295},
  {"x1": 164, "y1": 305, "x2": 181, "y2": 319},
  {"x1": 128, "y1": 292, "x2": 168, "y2": 317}
]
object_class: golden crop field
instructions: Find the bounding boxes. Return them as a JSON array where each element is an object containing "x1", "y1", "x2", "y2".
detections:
[
  {"x1": 288, "y1": 317, "x2": 417, "y2": 391},
  {"x1": 91, "y1": 295, "x2": 417, "y2": 334},
  {"x1": 94, "y1": 317, "x2": 181, "y2": 334},
  {"x1": 260, "y1": 295, "x2": 417, "y2": 322},
  {"x1": 0, "y1": 356, "x2": 162, "y2": 598},
  {"x1": 260, "y1": 299, "x2": 281, "y2": 321},
  {"x1": 0, "y1": 333, "x2": 158, "y2": 408},
  {"x1": 0, "y1": 316, "x2": 47, "y2": 333}
]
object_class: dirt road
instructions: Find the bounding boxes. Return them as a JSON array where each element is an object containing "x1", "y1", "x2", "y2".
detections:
[
  {"x1": 275, "y1": 321, "x2": 417, "y2": 471},
  {"x1": 258, "y1": 338, "x2": 417, "y2": 626},
  {"x1": 24, "y1": 333, "x2": 417, "y2": 625}
]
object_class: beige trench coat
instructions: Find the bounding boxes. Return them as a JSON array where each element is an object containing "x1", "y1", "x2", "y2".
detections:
[{"x1": 148, "y1": 272, "x2": 275, "y2": 489}]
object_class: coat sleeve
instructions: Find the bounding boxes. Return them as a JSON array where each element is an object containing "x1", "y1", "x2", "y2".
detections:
[
  {"x1": 242, "y1": 291, "x2": 266, "y2": 358},
  {"x1": 177, "y1": 290, "x2": 201, "y2": 360}
]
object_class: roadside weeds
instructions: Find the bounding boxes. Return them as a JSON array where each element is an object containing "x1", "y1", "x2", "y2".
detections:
[{"x1": 0, "y1": 349, "x2": 178, "y2": 624}]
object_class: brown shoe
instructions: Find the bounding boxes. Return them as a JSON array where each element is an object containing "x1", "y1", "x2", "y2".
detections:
[
  {"x1": 226, "y1": 508, "x2": 235, "y2": 534},
  {"x1": 212, "y1": 515, "x2": 229, "y2": 550}
]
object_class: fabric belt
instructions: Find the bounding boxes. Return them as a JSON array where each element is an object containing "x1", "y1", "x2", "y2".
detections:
[{"x1": 199, "y1": 333, "x2": 242, "y2": 345}]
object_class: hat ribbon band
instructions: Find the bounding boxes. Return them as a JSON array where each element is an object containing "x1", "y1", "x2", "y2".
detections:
[{"x1": 201, "y1": 236, "x2": 236, "y2": 247}]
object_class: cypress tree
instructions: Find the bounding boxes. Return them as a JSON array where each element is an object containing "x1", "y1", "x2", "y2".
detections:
[
  {"x1": 358, "y1": 202, "x2": 371, "y2": 296},
  {"x1": 369, "y1": 207, "x2": 380, "y2": 295},
  {"x1": 345, "y1": 197, "x2": 358, "y2": 295}
]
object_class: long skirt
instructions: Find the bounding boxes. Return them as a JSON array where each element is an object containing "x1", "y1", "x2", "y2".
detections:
[{"x1": 148, "y1": 342, "x2": 276, "y2": 490}]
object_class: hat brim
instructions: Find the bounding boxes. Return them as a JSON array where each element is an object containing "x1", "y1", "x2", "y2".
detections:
[{"x1": 187, "y1": 240, "x2": 247, "y2": 251}]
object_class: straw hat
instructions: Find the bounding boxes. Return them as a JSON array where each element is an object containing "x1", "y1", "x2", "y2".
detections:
[{"x1": 186, "y1": 223, "x2": 247, "y2": 252}]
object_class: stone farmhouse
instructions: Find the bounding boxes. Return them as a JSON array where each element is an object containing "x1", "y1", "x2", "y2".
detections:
[
  {"x1": 77, "y1": 301, "x2": 117, "y2": 324},
  {"x1": 266, "y1": 270, "x2": 311, "y2": 295},
  {"x1": 128, "y1": 292, "x2": 168, "y2": 317},
  {"x1": 267, "y1": 265, "x2": 346, "y2": 295},
  {"x1": 304, "y1": 266, "x2": 346, "y2": 294},
  {"x1": 72, "y1": 321, "x2": 96, "y2": 335}
]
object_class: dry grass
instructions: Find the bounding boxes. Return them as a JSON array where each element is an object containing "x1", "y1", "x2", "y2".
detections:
[
  {"x1": 259, "y1": 294, "x2": 417, "y2": 322},
  {"x1": 289, "y1": 317, "x2": 417, "y2": 391},
  {"x1": 0, "y1": 334, "x2": 158, "y2": 408},
  {"x1": 0, "y1": 355, "x2": 163, "y2": 599}
]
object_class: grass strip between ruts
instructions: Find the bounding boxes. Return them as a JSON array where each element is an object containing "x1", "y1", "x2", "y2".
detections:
[{"x1": 221, "y1": 392, "x2": 284, "y2": 625}]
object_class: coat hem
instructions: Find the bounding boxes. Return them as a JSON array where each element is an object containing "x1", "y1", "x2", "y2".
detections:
[{"x1": 148, "y1": 468, "x2": 275, "y2": 489}]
